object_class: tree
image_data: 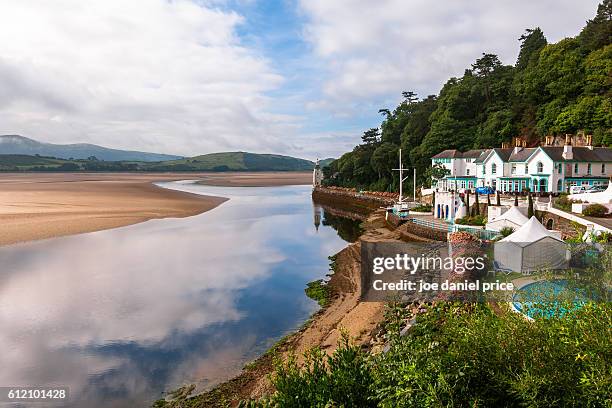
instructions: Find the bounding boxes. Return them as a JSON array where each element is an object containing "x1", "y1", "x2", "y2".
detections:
[
  {"x1": 516, "y1": 28, "x2": 547, "y2": 70},
  {"x1": 465, "y1": 191, "x2": 470, "y2": 214},
  {"x1": 361, "y1": 128, "x2": 380, "y2": 145},
  {"x1": 474, "y1": 192, "x2": 481, "y2": 215},
  {"x1": 579, "y1": 0, "x2": 612, "y2": 52},
  {"x1": 402, "y1": 91, "x2": 419, "y2": 104},
  {"x1": 496, "y1": 191, "x2": 501, "y2": 206},
  {"x1": 528, "y1": 193, "x2": 534, "y2": 218}
]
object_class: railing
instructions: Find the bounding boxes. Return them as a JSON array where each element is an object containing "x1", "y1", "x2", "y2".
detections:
[{"x1": 408, "y1": 218, "x2": 500, "y2": 240}]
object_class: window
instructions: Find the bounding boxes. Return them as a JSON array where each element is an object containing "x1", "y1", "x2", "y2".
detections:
[
  {"x1": 602, "y1": 164, "x2": 606, "y2": 174},
  {"x1": 492, "y1": 163, "x2": 497, "y2": 174},
  {"x1": 524, "y1": 164, "x2": 528, "y2": 174},
  {"x1": 468, "y1": 181, "x2": 474, "y2": 189},
  {"x1": 511, "y1": 164, "x2": 516, "y2": 174},
  {"x1": 574, "y1": 163, "x2": 579, "y2": 173},
  {"x1": 537, "y1": 162, "x2": 543, "y2": 173},
  {"x1": 587, "y1": 163, "x2": 592, "y2": 175},
  {"x1": 557, "y1": 163, "x2": 562, "y2": 174},
  {"x1": 557, "y1": 179, "x2": 563, "y2": 192},
  {"x1": 466, "y1": 169, "x2": 470, "y2": 175}
]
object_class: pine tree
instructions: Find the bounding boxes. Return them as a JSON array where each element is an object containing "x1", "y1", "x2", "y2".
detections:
[
  {"x1": 474, "y1": 192, "x2": 481, "y2": 215},
  {"x1": 528, "y1": 193, "x2": 534, "y2": 218}
]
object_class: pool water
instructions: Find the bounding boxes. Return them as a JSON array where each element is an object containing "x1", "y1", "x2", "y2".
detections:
[{"x1": 512, "y1": 280, "x2": 600, "y2": 318}]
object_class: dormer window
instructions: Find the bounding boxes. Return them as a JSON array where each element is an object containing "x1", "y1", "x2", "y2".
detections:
[
  {"x1": 587, "y1": 163, "x2": 592, "y2": 175},
  {"x1": 574, "y1": 163, "x2": 579, "y2": 173},
  {"x1": 511, "y1": 164, "x2": 516, "y2": 174},
  {"x1": 602, "y1": 164, "x2": 606, "y2": 174},
  {"x1": 537, "y1": 162, "x2": 543, "y2": 173},
  {"x1": 557, "y1": 163, "x2": 562, "y2": 174},
  {"x1": 466, "y1": 169, "x2": 470, "y2": 175},
  {"x1": 524, "y1": 164, "x2": 528, "y2": 173},
  {"x1": 491, "y1": 163, "x2": 497, "y2": 174}
]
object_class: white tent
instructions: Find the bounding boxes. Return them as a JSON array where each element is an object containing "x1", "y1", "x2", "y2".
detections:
[
  {"x1": 494, "y1": 216, "x2": 568, "y2": 274},
  {"x1": 486, "y1": 206, "x2": 529, "y2": 232}
]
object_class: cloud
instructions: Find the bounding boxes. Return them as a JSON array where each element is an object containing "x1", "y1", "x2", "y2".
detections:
[
  {"x1": 0, "y1": 0, "x2": 292, "y2": 156},
  {"x1": 299, "y1": 0, "x2": 599, "y2": 107}
]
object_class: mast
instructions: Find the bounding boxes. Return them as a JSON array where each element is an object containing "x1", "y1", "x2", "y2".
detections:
[{"x1": 393, "y1": 149, "x2": 410, "y2": 204}]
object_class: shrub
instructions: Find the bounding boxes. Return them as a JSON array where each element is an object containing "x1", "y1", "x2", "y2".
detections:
[
  {"x1": 583, "y1": 203, "x2": 608, "y2": 217},
  {"x1": 304, "y1": 279, "x2": 330, "y2": 307},
  {"x1": 554, "y1": 193, "x2": 574, "y2": 211},
  {"x1": 499, "y1": 226, "x2": 515, "y2": 237},
  {"x1": 411, "y1": 204, "x2": 432, "y2": 212},
  {"x1": 455, "y1": 215, "x2": 486, "y2": 226}
]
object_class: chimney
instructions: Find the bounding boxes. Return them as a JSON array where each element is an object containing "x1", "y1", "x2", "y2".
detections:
[
  {"x1": 513, "y1": 137, "x2": 523, "y2": 154},
  {"x1": 545, "y1": 135, "x2": 553, "y2": 146},
  {"x1": 563, "y1": 134, "x2": 573, "y2": 160},
  {"x1": 586, "y1": 134, "x2": 593, "y2": 150},
  {"x1": 501, "y1": 142, "x2": 509, "y2": 149}
]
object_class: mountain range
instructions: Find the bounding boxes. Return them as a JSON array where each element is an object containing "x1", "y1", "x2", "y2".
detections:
[
  {"x1": 0, "y1": 135, "x2": 334, "y2": 172},
  {"x1": 0, "y1": 135, "x2": 182, "y2": 162}
]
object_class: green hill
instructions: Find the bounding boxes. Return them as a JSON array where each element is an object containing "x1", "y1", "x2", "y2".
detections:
[
  {"x1": 0, "y1": 151, "x2": 316, "y2": 172},
  {"x1": 143, "y1": 152, "x2": 315, "y2": 172}
]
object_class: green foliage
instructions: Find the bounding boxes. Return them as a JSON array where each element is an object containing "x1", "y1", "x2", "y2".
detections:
[
  {"x1": 583, "y1": 203, "x2": 609, "y2": 217},
  {"x1": 304, "y1": 280, "x2": 330, "y2": 307},
  {"x1": 325, "y1": 3, "x2": 611, "y2": 191},
  {"x1": 269, "y1": 334, "x2": 376, "y2": 408},
  {"x1": 410, "y1": 204, "x2": 432, "y2": 212},
  {"x1": 499, "y1": 226, "x2": 515, "y2": 237},
  {"x1": 455, "y1": 215, "x2": 486, "y2": 226},
  {"x1": 243, "y1": 302, "x2": 612, "y2": 408},
  {"x1": 555, "y1": 193, "x2": 575, "y2": 211}
]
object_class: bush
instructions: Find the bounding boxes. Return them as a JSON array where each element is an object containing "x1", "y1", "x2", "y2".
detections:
[
  {"x1": 454, "y1": 215, "x2": 486, "y2": 226},
  {"x1": 499, "y1": 226, "x2": 515, "y2": 237},
  {"x1": 554, "y1": 194, "x2": 575, "y2": 211},
  {"x1": 242, "y1": 302, "x2": 612, "y2": 408},
  {"x1": 411, "y1": 204, "x2": 432, "y2": 212},
  {"x1": 583, "y1": 203, "x2": 608, "y2": 217},
  {"x1": 304, "y1": 280, "x2": 330, "y2": 307}
]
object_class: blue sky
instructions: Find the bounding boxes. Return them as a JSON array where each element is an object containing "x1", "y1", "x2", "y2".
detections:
[{"x1": 0, "y1": 0, "x2": 601, "y2": 159}]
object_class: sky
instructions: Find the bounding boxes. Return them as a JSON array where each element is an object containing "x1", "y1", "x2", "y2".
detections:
[{"x1": 0, "y1": 0, "x2": 601, "y2": 159}]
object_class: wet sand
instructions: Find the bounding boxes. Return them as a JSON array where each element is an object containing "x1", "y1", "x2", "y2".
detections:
[
  {"x1": 196, "y1": 172, "x2": 311, "y2": 187},
  {"x1": 0, "y1": 172, "x2": 311, "y2": 246}
]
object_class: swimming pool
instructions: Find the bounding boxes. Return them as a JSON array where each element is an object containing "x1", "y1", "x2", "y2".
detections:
[{"x1": 512, "y1": 280, "x2": 591, "y2": 319}]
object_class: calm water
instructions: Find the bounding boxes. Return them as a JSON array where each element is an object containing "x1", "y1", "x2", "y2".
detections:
[{"x1": 0, "y1": 182, "x2": 356, "y2": 407}]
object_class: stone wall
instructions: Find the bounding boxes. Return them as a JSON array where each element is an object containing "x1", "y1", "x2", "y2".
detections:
[
  {"x1": 312, "y1": 187, "x2": 394, "y2": 210},
  {"x1": 536, "y1": 210, "x2": 586, "y2": 240}
]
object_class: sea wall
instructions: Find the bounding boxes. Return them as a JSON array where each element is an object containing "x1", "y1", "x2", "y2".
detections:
[{"x1": 312, "y1": 186, "x2": 395, "y2": 210}]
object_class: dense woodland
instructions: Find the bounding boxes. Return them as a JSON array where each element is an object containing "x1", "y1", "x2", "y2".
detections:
[{"x1": 325, "y1": 1, "x2": 612, "y2": 191}]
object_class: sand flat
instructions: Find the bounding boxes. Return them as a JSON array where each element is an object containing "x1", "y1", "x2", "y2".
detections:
[{"x1": 0, "y1": 172, "x2": 311, "y2": 246}]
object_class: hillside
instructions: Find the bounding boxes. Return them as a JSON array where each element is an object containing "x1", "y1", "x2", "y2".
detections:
[
  {"x1": 0, "y1": 151, "x2": 317, "y2": 172},
  {"x1": 0, "y1": 135, "x2": 182, "y2": 162},
  {"x1": 143, "y1": 152, "x2": 315, "y2": 172},
  {"x1": 325, "y1": 1, "x2": 611, "y2": 191}
]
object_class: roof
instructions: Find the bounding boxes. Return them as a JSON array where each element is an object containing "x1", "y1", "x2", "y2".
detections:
[
  {"x1": 487, "y1": 206, "x2": 529, "y2": 228},
  {"x1": 474, "y1": 149, "x2": 491, "y2": 163},
  {"x1": 540, "y1": 147, "x2": 612, "y2": 162},
  {"x1": 508, "y1": 148, "x2": 537, "y2": 162},
  {"x1": 491, "y1": 148, "x2": 513, "y2": 161},
  {"x1": 432, "y1": 150, "x2": 462, "y2": 159},
  {"x1": 462, "y1": 149, "x2": 486, "y2": 159},
  {"x1": 500, "y1": 216, "x2": 564, "y2": 247},
  {"x1": 432, "y1": 149, "x2": 485, "y2": 159}
]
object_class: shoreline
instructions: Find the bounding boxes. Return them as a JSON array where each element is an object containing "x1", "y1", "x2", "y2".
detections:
[
  {"x1": 184, "y1": 210, "x2": 397, "y2": 407},
  {"x1": 0, "y1": 172, "x2": 311, "y2": 247}
]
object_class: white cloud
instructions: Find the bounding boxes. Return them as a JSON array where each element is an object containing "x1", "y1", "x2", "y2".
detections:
[
  {"x1": 0, "y1": 0, "x2": 293, "y2": 156},
  {"x1": 300, "y1": 0, "x2": 599, "y2": 107}
]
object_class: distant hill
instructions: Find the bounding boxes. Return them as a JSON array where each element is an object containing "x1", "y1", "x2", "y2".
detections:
[
  {"x1": 320, "y1": 158, "x2": 335, "y2": 167},
  {"x1": 144, "y1": 152, "x2": 315, "y2": 172},
  {"x1": 0, "y1": 151, "x2": 317, "y2": 172},
  {"x1": 0, "y1": 135, "x2": 183, "y2": 162}
]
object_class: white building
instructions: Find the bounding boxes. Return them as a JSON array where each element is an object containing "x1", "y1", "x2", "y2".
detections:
[{"x1": 433, "y1": 136, "x2": 612, "y2": 194}]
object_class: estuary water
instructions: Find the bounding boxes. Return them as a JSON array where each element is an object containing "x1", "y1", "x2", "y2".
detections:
[{"x1": 0, "y1": 181, "x2": 356, "y2": 407}]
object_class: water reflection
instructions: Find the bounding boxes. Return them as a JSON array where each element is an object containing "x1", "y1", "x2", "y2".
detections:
[{"x1": 0, "y1": 182, "x2": 354, "y2": 407}]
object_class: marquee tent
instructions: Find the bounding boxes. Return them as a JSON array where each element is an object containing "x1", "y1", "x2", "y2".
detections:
[
  {"x1": 494, "y1": 216, "x2": 568, "y2": 273},
  {"x1": 486, "y1": 206, "x2": 529, "y2": 232}
]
